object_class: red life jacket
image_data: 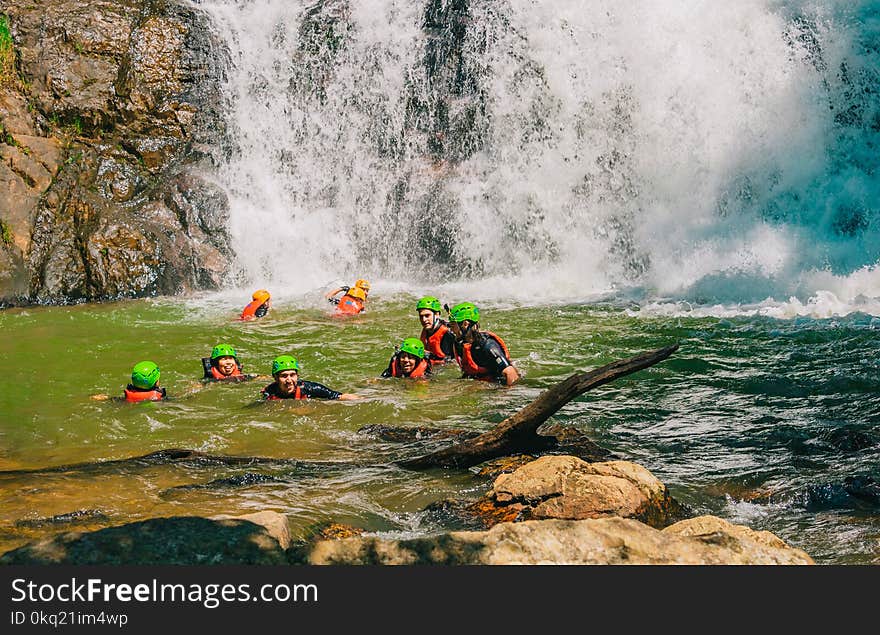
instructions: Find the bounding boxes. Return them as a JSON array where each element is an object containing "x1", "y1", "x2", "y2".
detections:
[
  {"x1": 202, "y1": 357, "x2": 244, "y2": 380},
  {"x1": 262, "y1": 383, "x2": 303, "y2": 400},
  {"x1": 124, "y1": 386, "x2": 166, "y2": 402},
  {"x1": 389, "y1": 356, "x2": 430, "y2": 378},
  {"x1": 210, "y1": 365, "x2": 242, "y2": 380},
  {"x1": 456, "y1": 331, "x2": 511, "y2": 381},
  {"x1": 239, "y1": 300, "x2": 267, "y2": 321},
  {"x1": 421, "y1": 323, "x2": 451, "y2": 363},
  {"x1": 335, "y1": 294, "x2": 365, "y2": 315}
]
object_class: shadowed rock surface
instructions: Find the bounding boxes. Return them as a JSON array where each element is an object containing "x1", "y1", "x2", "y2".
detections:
[{"x1": 0, "y1": 515, "x2": 289, "y2": 565}]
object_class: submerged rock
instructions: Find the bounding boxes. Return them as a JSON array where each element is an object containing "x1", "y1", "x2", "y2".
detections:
[{"x1": 14, "y1": 509, "x2": 110, "y2": 529}]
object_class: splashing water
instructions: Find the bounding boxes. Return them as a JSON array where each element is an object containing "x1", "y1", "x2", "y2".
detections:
[{"x1": 199, "y1": 0, "x2": 880, "y2": 315}]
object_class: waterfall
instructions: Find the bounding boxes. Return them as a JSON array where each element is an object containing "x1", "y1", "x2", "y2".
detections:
[{"x1": 198, "y1": 0, "x2": 880, "y2": 309}]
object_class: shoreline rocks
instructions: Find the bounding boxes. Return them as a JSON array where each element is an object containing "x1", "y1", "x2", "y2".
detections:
[{"x1": 0, "y1": 455, "x2": 812, "y2": 565}]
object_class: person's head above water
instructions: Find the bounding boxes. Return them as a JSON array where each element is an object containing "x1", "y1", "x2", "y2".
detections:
[
  {"x1": 354, "y1": 279, "x2": 370, "y2": 293},
  {"x1": 131, "y1": 360, "x2": 160, "y2": 389},
  {"x1": 448, "y1": 302, "x2": 480, "y2": 341},
  {"x1": 397, "y1": 337, "x2": 426, "y2": 375},
  {"x1": 252, "y1": 289, "x2": 271, "y2": 303},
  {"x1": 399, "y1": 337, "x2": 426, "y2": 358},
  {"x1": 271, "y1": 355, "x2": 300, "y2": 396},
  {"x1": 211, "y1": 343, "x2": 239, "y2": 377},
  {"x1": 346, "y1": 286, "x2": 367, "y2": 302},
  {"x1": 416, "y1": 296, "x2": 443, "y2": 330}
]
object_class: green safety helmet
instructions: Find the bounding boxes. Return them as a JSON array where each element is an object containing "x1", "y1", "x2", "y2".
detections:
[
  {"x1": 131, "y1": 361, "x2": 160, "y2": 389},
  {"x1": 399, "y1": 337, "x2": 426, "y2": 359},
  {"x1": 211, "y1": 344, "x2": 237, "y2": 360},
  {"x1": 271, "y1": 355, "x2": 300, "y2": 375},
  {"x1": 416, "y1": 296, "x2": 443, "y2": 313},
  {"x1": 449, "y1": 302, "x2": 480, "y2": 324}
]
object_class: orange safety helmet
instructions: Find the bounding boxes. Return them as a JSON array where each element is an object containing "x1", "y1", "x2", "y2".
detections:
[
  {"x1": 354, "y1": 279, "x2": 370, "y2": 292},
  {"x1": 347, "y1": 286, "x2": 367, "y2": 301},
  {"x1": 252, "y1": 289, "x2": 271, "y2": 303}
]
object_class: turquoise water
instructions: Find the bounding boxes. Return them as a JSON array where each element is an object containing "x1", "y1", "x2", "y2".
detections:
[{"x1": 1, "y1": 294, "x2": 878, "y2": 563}]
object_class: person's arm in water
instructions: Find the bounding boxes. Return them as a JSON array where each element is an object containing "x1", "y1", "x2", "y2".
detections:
[
  {"x1": 500, "y1": 365, "x2": 520, "y2": 386},
  {"x1": 299, "y1": 380, "x2": 362, "y2": 400},
  {"x1": 324, "y1": 286, "x2": 350, "y2": 303},
  {"x1": 474, "y1": 335, "x2": 521, "y2": 386}
]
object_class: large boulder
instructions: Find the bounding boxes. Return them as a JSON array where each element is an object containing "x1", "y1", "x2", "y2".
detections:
[
  {"x1": 448, "y1": 455, "x2": 689, "y2": 529},
  {"x1": 0, "y1": 0, "x2": 234, "y2": 305},
  {"x1": 305, "y1": 516, "x2": 814, "y2": 565}
]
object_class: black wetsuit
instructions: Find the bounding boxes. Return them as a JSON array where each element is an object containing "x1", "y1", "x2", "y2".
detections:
[
  {"x1": 458, "y1": 332, "x2": 513, "y2": 381},
  {"x1": 261, "y1": 380, "x2": 342, "y2": 400}
]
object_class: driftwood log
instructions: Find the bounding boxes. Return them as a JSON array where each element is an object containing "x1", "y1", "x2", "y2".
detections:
[{"x1": 399, "y1": 344, "x2": 679, "y2": 470}]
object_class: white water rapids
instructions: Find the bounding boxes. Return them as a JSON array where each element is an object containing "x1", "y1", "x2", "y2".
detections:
[{"x1": 195, "y1": 0, "x2": 880, "y2": 317}]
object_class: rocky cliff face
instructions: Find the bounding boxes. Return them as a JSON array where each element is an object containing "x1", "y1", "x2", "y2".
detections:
[{"x1": 0, "y1": 0, "x2": 235, "y2": 306}]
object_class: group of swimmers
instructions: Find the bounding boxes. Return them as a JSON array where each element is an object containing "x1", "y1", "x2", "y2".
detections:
[{"x1": 119, "y1": 281, "x2": 521, "y2": 403}]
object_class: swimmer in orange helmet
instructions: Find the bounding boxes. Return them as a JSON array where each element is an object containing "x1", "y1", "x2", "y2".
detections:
[
  {"x1": 239, "y1": 289, "x2": 271, "y2": 321},
  {"x1": 325, "y1": 279, "x2": 370, "y2": 315}
]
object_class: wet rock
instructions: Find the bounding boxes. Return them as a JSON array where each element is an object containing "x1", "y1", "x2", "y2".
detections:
[
  {"x1": 423, "y1": 455, "x2": 690, "y2": 531},
  {"x1": 843, "y1": 475, "x2": 880, "y2": 504},
  {"x1": 802, "y1": 474, "x2": 880, "y2": 511},
  {"x1": 160, "y1": 472, "x2": 289, "y2": 497},
  {"x1": 538, "y1": 422, "x2": 617, "y2": 462},
  {"x1": 0, "y1": 516, "x2": 289, "y2": 565},
  {"x1": 485, "y1": 456, "x2": 688, "y2": 529},
  {"x1": 305, "y1": 516, "x2": 814, "y2": 565},
  {"x1": 818, "y1": 427, "x2": 878, "y2": 453},
  {"x1": 358, "y1": 424, "x2": 480, "y2": 443},
  {"x1": 1, "y1": 0, "x2": 233, "y2": 305},
  {"x1": 15, "y1": 509, "x2": 110, "y2": 529},
  {"x1": 474, "y1": 455, "x2": 539, "y2": 479},
  {"x1": 287, "y1": 520, "x2": 367, "y2": 563}
]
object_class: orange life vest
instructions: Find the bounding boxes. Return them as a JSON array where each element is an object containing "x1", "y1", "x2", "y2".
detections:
[
  {"x1": 335, "y1": 294, "x2": 365, "y2": 315},
  {"x1": 202, "y1": 357, "x2": 244, "y2": 380},
  {"x1": 209, "y1": 365, "x2": 243, "y2": 380},
  {"x1": 262, "y1": 383, "x2": 303, "y2": 400},
  {"x1": 421, "y1": 323, "x2": 451, "y2": 363},
  {"x1": 124, "y1": 386, "x2": 166, "y2": 402},
  {"x1": 389, "y1": 356, "x2": 430, "y2": 378},
  {"x1": 456, "y1": 331, "x2": 511, "y2": 381},
  {"x1": 239, "y1": 300, "x2": 267, "y2": 321}
]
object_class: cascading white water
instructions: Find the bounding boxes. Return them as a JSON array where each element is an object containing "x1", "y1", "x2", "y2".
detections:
[{"x1": 197, "y1": 0, "x2": 880, "y2": 314}]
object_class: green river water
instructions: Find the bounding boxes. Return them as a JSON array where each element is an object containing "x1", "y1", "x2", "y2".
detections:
[{"x1": 2, "y1": 292, "x2": 878, "y2": 564}]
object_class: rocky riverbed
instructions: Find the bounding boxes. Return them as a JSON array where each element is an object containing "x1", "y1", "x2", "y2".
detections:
[{"x1": 0, "y1": 455, "x2": 814, "y2": 565}]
